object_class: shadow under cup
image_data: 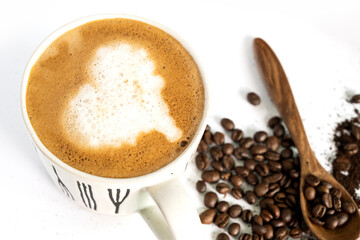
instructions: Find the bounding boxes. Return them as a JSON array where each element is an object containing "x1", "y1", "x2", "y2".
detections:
[{"x1": 21, "y1": 14, "x2": 209, "y2": 240}]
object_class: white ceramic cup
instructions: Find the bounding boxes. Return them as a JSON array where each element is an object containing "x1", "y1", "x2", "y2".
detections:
[{"x1": 21, "y1": 15, "x2": 209, "y2": 240}]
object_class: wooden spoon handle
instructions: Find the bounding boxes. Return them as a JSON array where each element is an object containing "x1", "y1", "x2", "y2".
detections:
[{"x1": 253, "y1": 38, "x2": 318, "y2": 170}]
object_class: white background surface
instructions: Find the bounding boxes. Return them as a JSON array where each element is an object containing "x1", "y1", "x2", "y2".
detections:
[{"x1": 1, "y1": 0, "x2": 360, "y2": 239}]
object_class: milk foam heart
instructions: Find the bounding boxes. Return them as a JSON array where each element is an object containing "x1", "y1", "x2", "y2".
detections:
[{"x1": 64, "y1": 43, "x2": 182, "y2": 147}]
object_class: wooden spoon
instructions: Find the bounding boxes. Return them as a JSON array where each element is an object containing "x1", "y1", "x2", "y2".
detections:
[{"x1": 253, "y1": 38, "x2": 360, "y2": 240}]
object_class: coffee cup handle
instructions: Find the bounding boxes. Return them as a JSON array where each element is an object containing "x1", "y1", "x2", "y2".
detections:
[{"x1": 146, "y1": 177, "x2": 203, "y2": 240}]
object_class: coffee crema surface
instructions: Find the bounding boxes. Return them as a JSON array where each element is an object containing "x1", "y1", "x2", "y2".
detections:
[{"x1": 26, "y1": 18, "x2": 204, "y2": 178}]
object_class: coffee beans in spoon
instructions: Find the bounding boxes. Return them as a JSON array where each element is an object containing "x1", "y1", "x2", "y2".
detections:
[
  {"x1": 304, "y1": 174, "x2": 357, "y2": 230},
  {"x1": 196, "y1": 117, "x2": 309, "y2": 239}
]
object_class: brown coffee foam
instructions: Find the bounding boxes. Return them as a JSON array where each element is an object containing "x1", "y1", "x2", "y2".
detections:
[{"x1": 26, "y1": 18, "x2": 204, "y2": 178}]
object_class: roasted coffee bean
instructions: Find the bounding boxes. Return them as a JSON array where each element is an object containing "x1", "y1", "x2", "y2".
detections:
[
  {"x1": 253, "y1": 215, "x2": 264, "y2": 226},
  {"x1": 322, "y1": 193, "x2": 333, "y2": 208},
  {"x1": 259, "y1": 224, "x2": 272, "y2": 240},
  {"x1": 263, "y1": 173, "x2": 283, "y2": 184},
  {"x1": 281, "y1": 137, "x2": 294, "y2": 148},
  {"x1": 265, "y1": 183, "x2": 281, "y2": 198},
  {"x1": 222, "y1": 155, "x2": 235, "y2": 170},
  {"x1": 333, "y1": 155, "x2": 351, "y2": 171},
  {"x1": 268, "y1": 116, "x2": 281, "y2": 129},
  {"x1": 203, "y1": 131, "x2": 213, "y2": 144},
  {"x1": 304, "y1": 186, "x2": 316, "y2": 201},
  {"x1": 280, "y1": 148, "x2": 293, "y2": 159},
  {"x1": 252, "y1": 224, "x2": 267, "y2": 235},
  {"x1": 204, "y1": 191, "x2": 218, "y2": 208},
  {"x1": 220, "y1": 172, "x2": 232, "y2": 181},
  {"x1": 350, "y1": 94, "x2": 360, "y2": 103},
  {"x1": 214, "y1": 213, "x2": 230, "y2": 228},
  {"x1": 245, "y1": 191, "x2": 257, "y2": 204},
  {"x1": 246, "y1": 172, "x2": 259, "y2": 186},
  {"x1": 216, "y1": 201, "x2": 230, "y2": 213},
  {"x1": 205, "y1": 125, "x2": 210, "y2": 131},
  {"x1": 251, "y1": 145, "x2": 267, "y2": 155},
  {"x1": 280, "y1": 208, "x2": 292, "y2": 223},
  {"x1": 325, "y1": 215, "x2": 339, "y2": 230},
  {"x1": 271, "y1": 219, "x2": 285, "y2": 228},
  {"x1": 327, "y1": 209, "x2": 336, "y2": 216},
  {"x1": 230, "y1": 175, "x2": 244, "y2": 187},
  {"x1": 275, "y1": 227, "x2": 288, "y2": 240},
  {"x1": 240, "y1": 137, "x2": 255, "y2": 149},
  {"x1": 216, "y1": 182, "x2": 230, "y2": 195},
  {"x1": 199, "y1": 208, "x2": 216, "y2": 224},
  {"x1": 231, "y1": 187, "x2": 244, "y2": 199},
  {"x1": 320, "y1": 180, "x2": 333, "y2": 189},
  {"x1": 267, "y1": 204, "x2": 280, "y2": 219},
  {"x1": 247, "y1": 92, "x2": 261, "y2": 105},
  {"x1": 195, "y1": 153, "x2": 209, "y2": 170},
  {"x1": 305, "y1": 174, "x2": 320, "y2": 187},
  {"x1": 253, "y1": 154, "x2": 265, "y2": 161},
  {"x1": 273, "y1": 124, "x2": 285, "y2": 138},
  {"x1": 267, "y1": 161, "x2": 282, "y2": 172},
  {"x1": 312, "y1": 204, "x2": 326, "y2": 218},
  {"x1": 274, "y1": 192, "x2": 286, "y2": 203},
  {"x1": 235, "y1": 166, "x2": 250, "y2": 177},
  {"x1": 285, "y1": 194, "x2": 296, "y2": 207},
  {"x1": 196, "y1": 180, "x2": 206, "y2": 193},
  {"x1": 344, "y1": 143, "x2": 358, "y2": 155},
  {"x1": 333, "y1": 197, "x2": 342, "y2": 212},
  {"x1": 202, "y1": 170, "x2": 220, "y2": 183},
  {"x1": 256, "y1": 162, "x2": 270, "y2": 176},
  {"x1": 284, "y1": 188, "x2": 297, "y2": 196},
  {"x1": 234, "y1": 147, "x2": 250, "y2": 159},
  {"x1": 279, "y1": 175, "x2": 291, "y2": 188},
  {"x1": 245, "y1": 158, "x2": 257, "y2": 171},
  {"x1": 252, "y1": 234, "x2": 262, "y2": 240},
  {"x1": 317, "y1": 185, "x2": 330, "y2": 195},
  {"x1": 222, "y1": 143, "x2": 234, "y2": 155},
  {"x1": 277, "y1": 203, "x2": 289, "y2": 209},
  {"x1": 254, "y1": 182, "x2": 269, "y2": 197},
  {"x1": 261, "y1": 209, "x2": 273, "y2": 222},
  {"x1": 260, "y1": 198, "x2": 275, "y2": 209},
  {"x1": 352, "y1": 125, "x2": 360, "y2": 140},
  {"x1": 331, "y1": 188, "x2": 342, "y2": 199},
  {"x1": 216, "y1": 233, "x2": 230, "y2": 240},
  {"x1": 221, "y1": 118, "x2": 235, "y2": 131},
  {"x1": 228, "y1": 204, "x2": 242, "y2": 218},
  {"x1": 289, "y1": 169, "x2": 299, "y2": 179},
  {"x1": 213, "y1": 132, "x2": 225, "y2": 146},
  {"x1": 254, "y1": 131, "x2": 268, "y2": 143},
  {"x1": 281, "y1": 159, "x2": 294, "y2": 172},
  {"x1": 241, "y1": 209, "x2": 253, "y2": 223},
  {"x1": 210, "y1": 147, "x2": 223, "y2": 161},
  {"x1": 289, "y1": 228, "x2": 302, "y2": 239},
  {"x1": 266, "y1": 136, "x2": 280, "y2": 151},
  {"x1": 239, "y1": 233, "x2": 252, "y2": 240},
  {"x1": 342, "y1": 201, "x2": 356, "y2": 214},
  {"x1": 228, "y1": 222, "x2": 241, "y2": 236},
  {"x1": 336, "y1": 212, "x2": 349, "y2": 227},
  {"x1": 231, "y1": 129, "x2": 244, "y2": 142},
  {"x1": 310, "y1": 217, "x2": 325, "y2": 226},
  {"x1": 265, "y1": 151, "x2": 280, "y2": 161},
  {"x1": 211, "y1": 161, "x2": 224, "y2": 172},
  {"x1": 197, "y1": 140, "x2": 208, "y2": 152}
]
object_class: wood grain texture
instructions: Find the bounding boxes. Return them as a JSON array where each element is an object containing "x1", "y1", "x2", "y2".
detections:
[{"x1": 253, "y1": 37, "x2": 360, "y2": 240}]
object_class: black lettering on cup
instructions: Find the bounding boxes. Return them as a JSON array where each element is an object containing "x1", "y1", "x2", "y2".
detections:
[
  {"x1": 77, "y1": 181, "x2": 97, "y2": 210},
  {"x1": 52, "y1": 166, "x2": 74, "y2": 200},
  {"x1": 108, "y1": 188, "x2": 130, "y2": 214}
]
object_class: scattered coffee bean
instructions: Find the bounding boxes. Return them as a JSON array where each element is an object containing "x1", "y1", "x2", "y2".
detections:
[
  {"x1": 211, "y1": 161, "x2": 224, "y2": 172},
  {"x1": 252, "y1": 224, "x2": 267, "y2": 236},
  {"x1": 241, "y1": 209, "x2": 253, "y2": 223},
  {"x1": 312, "y1": 204, "x2": 326, "y2": 218},
  {"x1": 255, "y1": 162, "x2": 270, "y2": 176},
  {"x1": 280, "y1": 208, "x2": 292, "y2": 223},
  {"x1": 350, "y1": 94, "x2": 360, "y2": 103},
  {"x1": 251, "y1": 144, "x2": 267, "y2": 155},
  {"x1": 336, "y1": 212, "x2": 349, "y2": 227},
  {"x1": 343, "y1": 201, "x2": 356, "y2": 214},
  {"x1": 240, "y1": 137, "x2": 255, "y2": 149},
  {"x1": 264, "y1": 224, "x2": 274, "y2": 239},
  {"x1": 216, "y1": 201, "x2": 230, "y2": 213},
  {"x1": 325, "y1": 215, "x2": 339, "y2": 230},
  {"x1": 202, "y1": 170, "x2": 220, "y2": 183},
  {"x1": 268, "y1": 116, "x2": 281, "y2": 129},
  {"x1": 254, "y1": 182, "x2": 269, "y2": 197},
  {"x1": 267, "y1": 204, "x2": 280, "y2": 219},
  {"x1": 273, "y1": 124, "x2": 285, "y2": 137},
  {"x1": 222, "y1": 155, "x2": 234, "y2": 170},
  {"x1": 231, "y1": 187, "x2": 243, "y2": 200},
  {"x1": 245, "y1": 191, "x2": 257, "y2": 204},
  {"x1": 196, "y1": 180, "x2": 206, "y2": 193},
  {"x1": 235, "y1": 166, "x2": 250, "y2": 177},
  {"x1": 247, "y1": 92, "x2": 261, "y2": 105},
  {"x1": 216, "y1": 233, "x2": 229, "y2": 240},
  {"x1": 197, "y1": 140, "x2": 208, "y2": 152},
  {"x1": 231, "y1": 129, "x2": 244, "y2": 142},
  {"x1": 216, "y1": 183, "x2": 230, "y2": 195},
  {"x1": 221, "y1": 118, "x2": 235, "y2": 131},
  {"x1": 228, "y1": 204, "x2": 242, "y2": 218},
  {"x1": 213, "y1": 132, "x2": 225, "y2": 146},
  {"x1": 195, "y1": 153, "x2": 209, "y2": 170},
  {"x1": 266, "y1": 135, "x2": 280, "y2": 151},
  {"x1": 305, "y1": 174, "x2": 320, "y2": 187},
  {"x1": 203, "y1": 131, "x2": 213, "y2": 144},
  {"x1": 245, "y1": 158, "x2": 256, "y2": 171},
  {"x1": 265, "y1": 150, "x2": 280, "y2": 161},
  {"x1": 252, "y1": 215, "x2": 264, "y2": 226},
  {"x1": 204, "y1": 191, "x2": 218, "y2": 208},
  {"x1": 230, "y1": 175, "x2": 243, "y2": 187},
  {"x1": 214, "y1": 213, "x2": 230, "y2": 228},
  {"x1": 304, "y1": 186, "x2": 316, "y2": 201},
  {"x1": 239, "y1": 233, "x2": 252, "y2": 240},
  {"x1": 254, "y1": 131, "x2": 268, "y2": 143},
  {"x1": 322, "y1": 193, "x2": 333, "y2": 208},
  {"x1": 234, "y1": 146, "x2": 249, "y2": 159},
  {"x1": 246, "y1": 172, "x2": 259, "y2": 186},
  {"x1": 275, "y1": 227, "x2": 289, "y2": 240},
  {"x1": 199, "y1": 208, "x2": 216, "y2": 224},
  {"x1": 261, "y1": 209, "x2": 273, "y2": 222},
  {"x1": 210, "y1": 147, "x2": 223, "y2": 161},
  {"x1": 289, "y1": 228, "x2": 302, "y2": 239},
  {"x1": 280, "y1": 148, "x2": 293, "y2": 159},
  {"x1": 317, "y1": 185, "x2": 330, "y2": 195},
  {"x1": 220, "y1": 172, "x2": 232, "y2": 181},
  {"x1": 228, "y1": 222, "x2": 240, "y2": 236},
  {"x1": 222, "y1": 143, "x2": 234, "y2": 155}
]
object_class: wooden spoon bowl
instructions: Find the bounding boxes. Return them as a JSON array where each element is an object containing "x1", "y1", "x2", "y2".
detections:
[{"x1": 253, "y1": 37, "x2": 360, "y2": 240}]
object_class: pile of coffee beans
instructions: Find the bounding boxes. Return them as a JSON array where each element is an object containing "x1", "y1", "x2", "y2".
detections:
[
  {"x1": 197, "y1": 117, "x2": 311, "y2": 239},
  {"x1": 304, "y1": 174, "x2": 356, "y2": 229}
]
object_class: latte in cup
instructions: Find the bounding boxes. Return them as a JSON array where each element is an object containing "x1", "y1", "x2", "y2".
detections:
[{"x1": 26, "y1": 18, "x2": 204, "y2": 178}]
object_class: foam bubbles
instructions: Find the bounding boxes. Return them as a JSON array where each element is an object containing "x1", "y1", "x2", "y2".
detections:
[{"x1": 63, "y1": 42, "x2": 182, "y2": 147}]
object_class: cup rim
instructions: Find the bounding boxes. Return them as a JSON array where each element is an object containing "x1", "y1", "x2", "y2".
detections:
[{"x1": 21, "y1": 14, "x2": 209, "y2": 185}]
